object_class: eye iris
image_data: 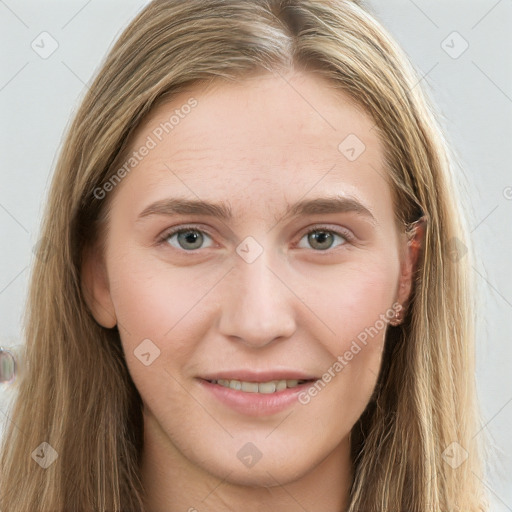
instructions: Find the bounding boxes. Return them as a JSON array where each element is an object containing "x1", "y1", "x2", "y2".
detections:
[
  {"x1": 309, "y1": 231, "x2": 333, "y2": 250},
  {"x1": 177, "y1": 230, "x2": 203, "y2": 250}
]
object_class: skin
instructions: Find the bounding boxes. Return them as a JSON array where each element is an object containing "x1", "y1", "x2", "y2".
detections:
[{"x1": 83, "y1": 70, "x2": 421, "y2": 512}]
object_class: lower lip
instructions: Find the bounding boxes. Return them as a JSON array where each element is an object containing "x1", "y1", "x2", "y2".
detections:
[{"x1": 198, "y1": 379, "x2": 314, "y2": 416}]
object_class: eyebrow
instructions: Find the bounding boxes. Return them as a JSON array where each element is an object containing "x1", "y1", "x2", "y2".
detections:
[{"x1": 136, "y1": 195, "x2": 376, "y2": 225}]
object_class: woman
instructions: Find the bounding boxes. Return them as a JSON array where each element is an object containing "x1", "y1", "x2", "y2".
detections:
[{"x1": 0, "y1": 0, "x2": 487, "y2": 510}]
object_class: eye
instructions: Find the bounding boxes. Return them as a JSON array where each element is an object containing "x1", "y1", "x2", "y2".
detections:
[
  {"x1": 157, "y1": 224, "x2": 352, "y2": 253},
  {"x1": 159, "y1": 226, "x2": 214, "y2": 251},
  {"x1": 296, "y1": 226, "x2": 351, "y2": 251}
]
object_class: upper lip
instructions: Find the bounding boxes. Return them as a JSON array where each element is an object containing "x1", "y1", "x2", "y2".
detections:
[{"x1": 199, "y1": 370, "x2": 318, "y2": 382}]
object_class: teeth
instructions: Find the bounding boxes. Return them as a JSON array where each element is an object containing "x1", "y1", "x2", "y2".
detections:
[
  {"x1": 258, "y1": 381, "x2": 276, "y2": 394},
  {"x1": 211, "y1": 378, "x2": 308, "y2": 393},
  {"x1": 241, "y1": 381, "x2": 259, "y2": 393},
  {"x1": 276, "y1": 380, "x2": 287, "y2": 391},
  {"x1": 229, "y1": 380, "x2": 242, "y2": 390}
]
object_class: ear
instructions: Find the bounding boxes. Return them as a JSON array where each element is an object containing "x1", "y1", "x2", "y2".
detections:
[
  {"x1": 81, "y1": 242, "x2": 117, "y2": 329},
  {"x1": 395, "y1": 217, "x2": 426, "y2": 309}
]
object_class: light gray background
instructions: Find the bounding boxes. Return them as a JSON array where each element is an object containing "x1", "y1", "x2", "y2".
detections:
[{"x1": 0, "y1": 0, "x2": 511, "y2": 509}]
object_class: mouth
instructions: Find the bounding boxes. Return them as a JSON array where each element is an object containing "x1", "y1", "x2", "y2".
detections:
[
  {"x1": 197, "y1": 372, "x2": 319, "y2": 415},
  {"x1": 201, "y1": 378, "x2": 316, "y2": 394}
]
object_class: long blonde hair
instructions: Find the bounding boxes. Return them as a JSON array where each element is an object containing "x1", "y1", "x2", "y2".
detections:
[{"x1": 0, "y1": 0, "x2": 487, "y2": 510}]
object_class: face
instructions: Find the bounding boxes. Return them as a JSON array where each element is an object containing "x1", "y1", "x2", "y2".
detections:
[{"x1": 83, "y1": 71, "x2": 416, "y2": 488}]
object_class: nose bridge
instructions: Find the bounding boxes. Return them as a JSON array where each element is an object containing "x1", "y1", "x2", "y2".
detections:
[{"x1": 217, "y1": 240, "x2": 296, "y2": 348}]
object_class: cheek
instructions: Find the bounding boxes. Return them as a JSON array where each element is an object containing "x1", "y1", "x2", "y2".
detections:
[
  {"x1": 296, "y1": 251, "x2": 399, "y2": 350},
  {"x1": 298, "y1": 293, "x2": 391, "y2": 440},
  {"x1": 107, "y1": 247, "x2": 215, "y2": 337},
  {"x1": 294, "y1": 254, "x2": 398, "y2": 416},
  {"x1": 106, "y1": 262, "x2": 203, "y2": 407},
  {"x1": 106, "y1": 251, "x2": 222, "y2": 379}
]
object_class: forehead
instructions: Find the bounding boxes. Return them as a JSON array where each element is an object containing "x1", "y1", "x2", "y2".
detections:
[{"x1": 112, "y1": 71, "x2": 393, "y2": 225}]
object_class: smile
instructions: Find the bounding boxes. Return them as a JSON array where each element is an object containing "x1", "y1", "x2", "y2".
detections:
[{"x1": 207, "y1": 378, "x2": 312, "y2": 393}]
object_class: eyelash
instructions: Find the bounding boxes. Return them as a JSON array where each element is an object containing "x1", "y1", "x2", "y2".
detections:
[{"x1": 156, "y1": 224, "x2": 354, "y2": 253}]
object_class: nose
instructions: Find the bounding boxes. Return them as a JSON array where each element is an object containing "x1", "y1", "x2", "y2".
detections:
[{"x1": 217, "y1": 248, "x2": 297, "y2": 348}]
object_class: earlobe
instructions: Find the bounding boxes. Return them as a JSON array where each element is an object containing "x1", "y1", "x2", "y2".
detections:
[{"x1": 80, "y1": 244, "x2": 117, "y2": 329}]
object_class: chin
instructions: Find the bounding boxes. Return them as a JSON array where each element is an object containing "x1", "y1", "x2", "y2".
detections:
[
  {"x1": 216, "y1": 463, "x2": 307, "y2": 488},
  {"x1": 197, "y1": 447, "x2": 316, "y2": 488}
]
